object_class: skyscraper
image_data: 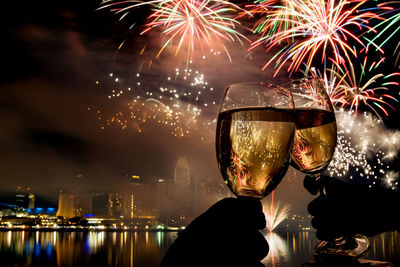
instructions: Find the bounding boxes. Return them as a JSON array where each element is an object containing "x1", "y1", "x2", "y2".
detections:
[
  {"x1": 165, "y1": 157, "x2": 194, "y2": 226},
  {"x1": 174, "y1": 157, "x2": 190, "y2": 186},
  {"x1": 15, "y1": 186, "x2": 32, "y2": 209},
  {"x1": 28, "y1": 194, "x2": 35, "y2": 209}
]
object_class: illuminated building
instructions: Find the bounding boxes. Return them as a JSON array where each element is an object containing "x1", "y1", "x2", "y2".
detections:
[
  {"x1": 108, "y1": 193, "x2": 122, "y2": 217},
  {"x1": 0, "y1": 203, "x2": 27, "y2": 217},
  {"x1": 15, "y1": 186, "x2": 32, "y2": 209},
  {"x1": 56, "y1": 192, "x2": 76, "y2": 218},
  {"x1": 74, "y1": 193, "x2": 92, "y2": 217},
  {"x1": 158, "y1": 157, "x2": 195, "y2": 226},
  {"x1": 174, "y1": 157, "x2": 190, "y2": 186},
  {"x1": 28, "y1": 194, "x2": 35, "y2": 209},
  {"x1": 122, "y1": 182, "x2": 157, "y2": 220},
  {"x1": 56, "y1": 191, "x2": 93, "y2": 218}
]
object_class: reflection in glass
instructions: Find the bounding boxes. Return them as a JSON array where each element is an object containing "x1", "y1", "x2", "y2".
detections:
[{"x1": 216, "y1": 82, "x2": 295, "y2": 198}]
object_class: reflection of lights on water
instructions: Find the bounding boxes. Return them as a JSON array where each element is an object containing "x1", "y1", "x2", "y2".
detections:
[
  {"x1": 157, "y1": 231, "x2": 164, "y2": 247},
  {"x1": 130, "y1": 236, "x2": 134, "y2": 267},
  {"x1": 1, "y1": 231, "x2": 400, "y2": 265},
  {"x1": 112, "y1": 232, "x2": 117, "y2": 246},
  {"x1": 53, "y1": 232, "x2": 57, "y2": 247},
  {"x1": 120, "y1": 232, "x2": 124, "y2": 249},
  {"x1": 261, "y1": 233, "x2": 288, "y2": 267},
  {"x1": 7, "y1": 231, "x2": 11, "y2": 247},
  {"x1": 87, "y1": 232, "x2": 105, "y2": 253}
]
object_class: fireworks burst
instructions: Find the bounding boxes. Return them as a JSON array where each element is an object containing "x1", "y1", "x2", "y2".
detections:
[
  {"x1": 90, "y1": 60, "x2": 218, "y2": 139},
  {"x1": 263, "y1": 191, "x2": 290, "y2": 232},
  {"x1": 328, "y1": 110, "x2": 400, "y2": 189},
  {"x1": 309, "y1": 68, "x2": 347, "y2": 106},
  {"x1": 100, "y1": 0, "x2": 248, "y2": 60},
  {"x1": 250, "y1": 0, "x2": 382, "y2": 76},
  {"x1": 246, "y1": 0, "x2": 299, "y2": 38},
  {"x1": 384, "y1": 171, "x2": 399, "y2": 190},
  {"x1": 366, "y1": 2, "x2": 400, "y2": 64},
  {"x1": 324, "y1": 55, "x2": 400, "y2": 118}
]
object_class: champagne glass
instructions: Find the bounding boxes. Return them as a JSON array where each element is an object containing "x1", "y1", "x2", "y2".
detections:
[
  {"x1": 216, "y1": 82, "x2": 295, "y2": 199},
  {"x1": 288, "y1": 77, "x2": 369, "y2": 259}
]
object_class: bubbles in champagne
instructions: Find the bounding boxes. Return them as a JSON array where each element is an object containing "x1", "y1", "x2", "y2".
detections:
[
  {"x1": 290, "y1": 109, "x2": 337, "y2": 174},
  {"x1": 216, "y1": 107, "x2": 295, "y2": 198}
]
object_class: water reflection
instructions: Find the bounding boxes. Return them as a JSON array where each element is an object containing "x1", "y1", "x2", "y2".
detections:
[
  {"x1": 0, "y1": 231, "x2": 177, "y2": 267},
  {"x1": 262, "y1": 233, "x2": 288, "y2": 266},
  {"x1": 365, "y1": 231, "x2": 400, "y2": 265},
  {"x1": 0, "y1": 230, "x2": 398, "y2": 266},
  {"x1": 262, "y1": 232, "x2": 317, "y2": 266}
]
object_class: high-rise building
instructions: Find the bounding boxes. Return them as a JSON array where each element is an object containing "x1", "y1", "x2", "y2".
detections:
[
  {"x1": 74, "y1": 193, "x2": 92, "y2": 217},
  {"x1": 108, "y1": 193, "x2": 123, "y2": 218},
  {"x1": 28, "y1": 194, "x2": 35, "y2": 209},
  {"x1": 174, "y1": 157, "x2": 191, "y2": 186},
  {"x1": 160, "y1": 157, "x2": 195, "y2": 226},
  {"x1": 121, "y1": 193, "x2": 135, "y2": 220},
  {"x1": 15, "y1": 186, "x2": 33, "y2": 209}
]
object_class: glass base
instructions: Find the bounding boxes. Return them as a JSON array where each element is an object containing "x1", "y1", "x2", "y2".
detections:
[
  {"x1": 236, "y1": 188, "x2": 263, "y2": 198},
  {"x1": 314, "y1": 234, "x2": 370, "y2": 259}
]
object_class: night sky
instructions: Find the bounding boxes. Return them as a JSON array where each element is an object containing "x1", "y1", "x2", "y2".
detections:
[{"x1": 1, "y1": 0, "x2": 399, "y2": 213}]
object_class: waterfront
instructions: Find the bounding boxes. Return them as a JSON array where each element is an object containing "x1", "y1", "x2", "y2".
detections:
[{"x1": 1, "y1": 230, "x2": 399, "y2": 266}]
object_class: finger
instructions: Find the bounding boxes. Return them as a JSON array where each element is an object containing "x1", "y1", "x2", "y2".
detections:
[
  {"x1": 318, "y1": 176, "x2": 355, "y2": 197},
  {"x1": 304, "y1": 175, "x2": 319, "y2": 195},
  {"x1": 206, "y1": 198, "x2": 266, "y2": 230},
  {"x1": 311, "y1": 215, "x2": 343, "y2": 241},
  {"x1": 307, "y1": 196, "x2": 329, "y2": 216},
  {"x1": 238, "y1": 197, "x2": 266, "y2": 230},
  {"x1": 316, "y1": 230, "x2": 342, "y2": 242},
  {"x1": 233, "y1": 230, "x2": 269, "y2": 261}
]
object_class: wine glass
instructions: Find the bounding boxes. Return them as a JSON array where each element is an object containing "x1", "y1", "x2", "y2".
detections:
[
  {"x1": 288, "y1": 77, "x2": 369, "y2": 259},
  {"x1": 215, "y1": 82, "x2": 296, "y2": 199},
  {"x1": 289, "y1": 77, "x2": 337, "y2": 177}
]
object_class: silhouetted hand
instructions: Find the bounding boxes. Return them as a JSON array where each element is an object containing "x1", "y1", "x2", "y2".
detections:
[
  {"x1": 159, "y1": 197, "x2": 269, "y2": 267},
  {"x1": 304, "y1": 175, "x2": 400, "y2": 241}
]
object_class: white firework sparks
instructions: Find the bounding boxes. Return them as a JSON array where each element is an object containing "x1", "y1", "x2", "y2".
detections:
[{"x1": 328, "y1": 110, "x2": 400, "y2": 189}]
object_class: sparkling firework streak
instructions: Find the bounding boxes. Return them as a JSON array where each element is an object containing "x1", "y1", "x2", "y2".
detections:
[
  {"x1": 328, "y1": 110, "x2": 400, "y2": 190},
  {"x1": 100, "y1": 0, "x2": 249, "y2": 59},
  {"x1": 245, "y1": 0, "x2": 299, "y2": 38},
  {"x1": 250, "y1": 0, "x2": 382, "y2": 76},
  {"x1": 305, "y1": 69, "x2": 346, "y2": 111},
  {"x1": 365, "y1": 2, "x2": 400, "y2": 65},
  {"x1": 90, "y1": 60, "x2": 218, "y2": 139},
  {"x1": 325, "y1": 55, "x2": 400, "y2": 118},
  {"x1": 263, "y1": 191, "x2": 290, "y2": 232}
]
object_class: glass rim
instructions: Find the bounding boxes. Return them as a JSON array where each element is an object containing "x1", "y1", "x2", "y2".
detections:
[{"x1": 219, "y1": 81, "x2": 295, "y2": 113}]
